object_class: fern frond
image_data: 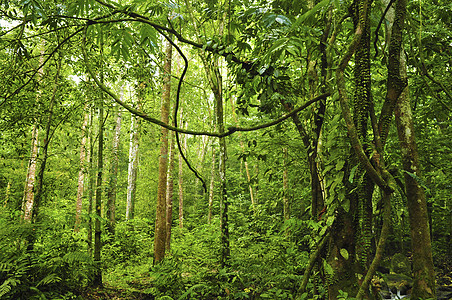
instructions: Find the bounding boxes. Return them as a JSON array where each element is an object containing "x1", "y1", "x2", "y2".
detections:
[
  {"x1": 36, "y1": 273, "x2": 62, "y2": 287},
  {"x1": 0, "y1": 277, "x2": 20, "y2": 297}
]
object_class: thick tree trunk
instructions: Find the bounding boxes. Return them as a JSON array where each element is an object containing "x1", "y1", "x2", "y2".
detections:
[
  {"x1": 106, "y1": 101, "x2": 122, "y2": 235},
  {"x1": 395, "y1": 52, "x2": 435, "y2": 299},
  {"x1": 154, "y1": 38, "x2": 172, "y2": 264},
  {"x1": 75, "y1": 106, "x2": 89, "y2": 232}
]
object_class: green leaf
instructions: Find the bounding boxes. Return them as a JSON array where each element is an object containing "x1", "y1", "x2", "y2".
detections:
[
  {"x1": 336, "y1": 160, "x2": 345, "y2": 171},
  {"x1": 348, "y1": 165, "x2": 358, "y2": 183},
  {"x1": 340, "y1": 248, "x2": 349, "y2": 260},
  {"x1": 323, "y1": 259, "x2": 334, "y2": 275},
  {"x1": 326, "y1": 215, "x2": 335, "y2": 227},
  {"x1": 291, "y1": 0, "x2": 330, "y2": 29}
]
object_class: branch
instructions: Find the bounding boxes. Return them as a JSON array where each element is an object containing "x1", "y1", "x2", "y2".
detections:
[
  {"x1": 298, "y1": 231, "x2": 330, "y2": 295},
  {"x1": 81, "y1": 32, "x2": 329, "y2": 138},
  {"x1": 1, "y1": 28, "x2": 84, "y2": 107},
  {"x1": 374, "y1": 0, "x2": 397, "y2": 58},
  {"x1": 356, "y1": 180, "x2": 393, "y2": 299},
  {"x1": 92, "y1": 0, "x2": 246, "y2": 65}
]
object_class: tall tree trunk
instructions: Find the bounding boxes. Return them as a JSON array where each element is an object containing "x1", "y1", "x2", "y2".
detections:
[
  {"x1": 87, "y1": 106, "x2": 95, "y2": 255},
  {"x1": 395, "y1": 52, "x2": 436, "y2": 299},
  {"x1": 75, "y1": 105, "x2": 90, "y2": 232},
  {"x1": 154, "y1": 38, "x2": 172, "y2": 264},
  {"x1": 22, "y1": 46, "x2": 45, "y2": 222},
  {"x1": 178, "y1": 119, "x2": 186, "y2": 229},
  {"x1": 106, "y1": 99, "x2": 123, "y2": 235},
  {"x1": 30, "y1": 57, "x2": 61, "y2": 225},
  {"x1": 126, "y1": 101, "x2": 140, "y2": 220},
  {"x1": 165, "y1": 131, "x2": 175, "y2": 252},
  {"x1": 229, "y1": 98, "x2": 256, "y2": 211},
  {"x1": 328, "y1": 1, "x2": 373, "y2": 297},
  {"x1": 22, "y1": 123, "x2": 39, "y2": 222},
  {"x1": 93, "y1": 33, "x2": 105, "y2": 286},
  {"x1": 214, "y1": 71, "x2": 229, "y2": 268},
  {"x1": 93, "y1": 94, "x2": 104, "y2": 287}
]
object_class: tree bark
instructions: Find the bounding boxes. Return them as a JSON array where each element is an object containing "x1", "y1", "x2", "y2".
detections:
[
  {"x1": 22, "y1": 123, "x2": 39, "y2": 222},
  {"x1": 154, "y1": 38, "x2": 172, "y2": 264},
  {"x1": 22, "y1": 46, "x2": 45, "y2": 222},
  {"x1": 208, "y1": 145, "x2": 216, "y2": 224},
  {"x1": 93, "y1": 33, "x2": 105, "y2": 286},
  {"x1": 126, "y1": 99, "x2": 141, "y2": 221},
  {"x1": 165, "y1": 130, "x2": 175, "y2": 252},
  {"x1": 87, "y1": 107, "x2": 94, "y2": 256},
  {"x1": 30, "y1": 56, "x2": 61, "y2": 225},
  {"x1": 75, "y1": 105, "x2": 89, "y2": 232},
  {"x1": 178, "y1": 119, "x2": 186, "y2": 229},
  {"x1": 93, "y1": 92, "x2": 104, "y2": 287},
  {"x1": 395, "y1": 51, "x2": 436, "y2": 299},
  {"x1": 283, "y1": 148, "x2": 290, "y2": 221},
  {"x1": 106, "y1": 100, "x2": 122, "y2": 235}
]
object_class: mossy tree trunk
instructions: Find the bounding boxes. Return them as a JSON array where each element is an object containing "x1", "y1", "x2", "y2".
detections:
[{"x1": 395, "y1": 52, "x2": 436, "y2": 299}]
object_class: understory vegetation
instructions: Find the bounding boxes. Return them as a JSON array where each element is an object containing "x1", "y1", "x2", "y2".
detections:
[{"x1": 1, "y1": 0, "x2": 451, "y2": 299}]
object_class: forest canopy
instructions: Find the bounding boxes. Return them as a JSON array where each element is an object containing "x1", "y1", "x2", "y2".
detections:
[{"x1": 0, "y1": 0, "x2": 450, "y2": 299}]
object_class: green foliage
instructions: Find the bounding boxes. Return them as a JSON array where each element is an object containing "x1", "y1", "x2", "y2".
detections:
[{"x1": 0, "y1": 209, "x2": 95, "y2": 299}]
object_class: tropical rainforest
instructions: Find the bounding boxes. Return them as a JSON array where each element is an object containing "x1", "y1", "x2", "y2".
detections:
[{"x1": 0, "y1": 0, "x2": 450, "y2": 299}]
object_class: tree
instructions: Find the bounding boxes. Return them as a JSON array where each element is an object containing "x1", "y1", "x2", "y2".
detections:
[
  {"x1": 75, "y1": 105, "x2": 89, "y2": 232},
  {"x1": 106, "y1": 101, "x2": 122, "y2": 235},
  {"x1": 165, "y1": 130, "x2": 175, "y2": 252},
  {"x1": 22, "y1": 46, "x2": 45, "y2": 223},
  {"x1": 154, "y1": 38, "x2": 172, "y2": 264},
  {"x1": 395, "y1": 52, "x2": 435, "y2": 299}
]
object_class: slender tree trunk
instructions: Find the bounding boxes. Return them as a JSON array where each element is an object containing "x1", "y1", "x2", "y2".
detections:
[
  {"x1": 165, "y1": 131, "x2": 175, "y2": 252},
  {"x1": 213, "y1": 72, "x2": 229, "y2": 268},
  {"x1": 106, "y1": 100, "x2": 122, "y2": 235},
  {"x1": 31, "y1": 57, "x2": 61, "y2": 225},
  {"x1": 178, "y1": 127, "x2": 184, "y2": 228},
  {"x1": 22, "y1": 124, "x2": 39, "y2": 222},
  {"x1": 154, "y1": 38, "x2": 172, "y2": 264},
  {"x1": 208, "y1": 145, "x2": 216, "y2": 224},
  {"x1": 93, "y1": 33, "x2": 105, "y2": 286},
  {"x1": 395, "y1": 51, "x2": 435, "y2": 299},
  {"x1": 93, "y1": 95, "x2": 104, "y2": 287},
  {"x1": 87, "y1": 107, "x2": 94, "y2": 255},
  {"x1": 22, "y1": 46, "x2": 45, "y2": 222},
  {"x1": 229, "y1": 98, "x2": 256, "y2": 211},
  {"x1": 4, "y1": 181, "x2": 11, "y2": 207},
  {"x1": 283, "y1": 148, "x2": 290, "y2": 221},
  {"x1": 75, "y1": 106, "x2": 90, "y2": 232},
  {"x1": 126, "y1": 102, "x2": 140, "y2": 220}
]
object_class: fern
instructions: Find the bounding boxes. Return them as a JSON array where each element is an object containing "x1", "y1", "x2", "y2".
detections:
[{"x1": 0, "y1": 277, "x2": 20, "y2": 298}]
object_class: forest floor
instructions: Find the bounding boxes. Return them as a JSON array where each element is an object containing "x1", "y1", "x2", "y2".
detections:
[{"x1": 79, "y1": 257, "x2": 452, "y2": 300}]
